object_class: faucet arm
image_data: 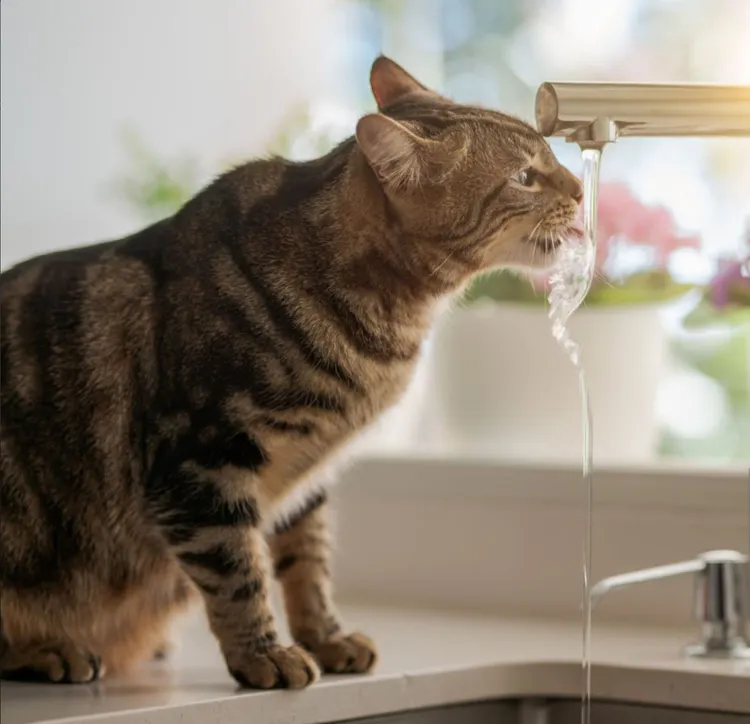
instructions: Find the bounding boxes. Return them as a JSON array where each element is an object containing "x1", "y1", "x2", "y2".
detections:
[{"x1": 535, "y1": 82, "x2": 750, "y2": 140}]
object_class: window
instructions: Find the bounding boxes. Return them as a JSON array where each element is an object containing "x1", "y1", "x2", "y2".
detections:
[{"x1": 2, "y1": 0, "x2": 747, "y2": 466}]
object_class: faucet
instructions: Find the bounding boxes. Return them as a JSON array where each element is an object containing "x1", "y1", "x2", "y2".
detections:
[
  {"x1": 534, "y1": 82, "x2": 750, "y2": 147},
  {"x1": 534, "y1": 81, "x2": 750, "y2": 660},
  {"x1": 589, "y1": 550, "x2": 749, "y2": 660}
]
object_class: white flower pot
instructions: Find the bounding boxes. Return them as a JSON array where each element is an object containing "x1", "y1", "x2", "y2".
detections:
[{"x1": 430, "y1": 303, "x2": 668, "y2": 464}]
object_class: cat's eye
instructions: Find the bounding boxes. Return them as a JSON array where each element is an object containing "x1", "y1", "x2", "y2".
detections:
[{"x1": 516, "y1": 167, "x2": 538, "y2": 187}]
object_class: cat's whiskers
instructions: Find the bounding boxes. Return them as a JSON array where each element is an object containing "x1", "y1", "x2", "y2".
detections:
[
  {"x1": 528, "y1": 217, "x2": 544, "y2": 244},
  {"x1": 530, "y1": 232, "x2": 538, "y2": 268}
]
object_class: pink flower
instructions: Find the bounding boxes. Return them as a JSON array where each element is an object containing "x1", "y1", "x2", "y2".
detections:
[
  {"x1": 583, "y1": 181, "x2": 697, "y2": 274},
  {"x1": 535, "y1": 180, "x2": 700, "y2": 291}
]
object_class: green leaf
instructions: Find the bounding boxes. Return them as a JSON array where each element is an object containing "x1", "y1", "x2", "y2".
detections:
[
  {"x1": 683, "y1": 299, "x2": 750, "y2": 329},
  {"x1": 674, "y1": 323, "x2": 750, "y2": 393}
]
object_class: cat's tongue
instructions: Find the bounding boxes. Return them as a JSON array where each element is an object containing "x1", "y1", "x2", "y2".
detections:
[
  {"x1": 567, "y1": 208, "x2": 585, "y2": 240},
  {"x1": 568, "y1": 223, "x2": 584, "y2": 240}
]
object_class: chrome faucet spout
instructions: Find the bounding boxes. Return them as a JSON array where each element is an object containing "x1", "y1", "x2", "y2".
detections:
[{"x1": 535, "y1": 82, "x2": 750, "y2": 142}]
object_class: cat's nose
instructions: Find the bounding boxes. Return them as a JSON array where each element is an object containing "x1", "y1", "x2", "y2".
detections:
[{"x1": 554, "y1": 166, "x2": 584, "y2": 205}]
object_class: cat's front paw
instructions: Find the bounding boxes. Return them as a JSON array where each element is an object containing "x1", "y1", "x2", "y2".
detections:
[
  {"x1": 303, "y1": 632, "x2": 378, "y2": 674},
  {"x1": 228, "y1": 644, "x2": 319, "y2": 689}
]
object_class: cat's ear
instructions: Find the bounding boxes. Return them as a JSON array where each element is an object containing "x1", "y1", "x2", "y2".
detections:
[
  {"x1": 369, "y1": 55, "x2": 432, "y2": 110},
  {"x1": 356, "y1": 113, "x2": 427, "y2": 189}
]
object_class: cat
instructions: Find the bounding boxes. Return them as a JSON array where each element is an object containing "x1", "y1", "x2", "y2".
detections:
[{"x1": 0, "y1": 56, "x2": 582, "y2": 689}]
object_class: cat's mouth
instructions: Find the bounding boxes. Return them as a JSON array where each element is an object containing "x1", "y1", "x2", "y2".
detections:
[
  {"x1": 521, "y1": 220, "x2": 583, "y2": 257},
  {"x1": 530, "y1": 222, "x2": 583, "y2": 251},
  {"x1": 524, "y1": 234, "x2": 562, "y2": 253},
  {"x1": 540, "y1": 237, "x2": 562, "y2": 253}
]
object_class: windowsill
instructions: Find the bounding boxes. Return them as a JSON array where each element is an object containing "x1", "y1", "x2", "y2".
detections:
[
  {"x1": 358, "y1": 442, "x2": 750, "y2": 470},
  {"x1": 346, "y1": 452, "x2": 748, "y2": 504},
  {"x1": 332, "y1": 456, "x2": 748, "y2": 625}
]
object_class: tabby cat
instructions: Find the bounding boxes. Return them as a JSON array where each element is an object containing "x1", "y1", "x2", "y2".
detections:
[{"x1": 0, "y1": 56, "x2": 582, "y2": 689}]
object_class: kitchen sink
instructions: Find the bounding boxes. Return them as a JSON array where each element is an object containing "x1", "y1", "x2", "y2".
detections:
[{"x1": 344, "y1": 699, "x2": 750, "y2": 723}]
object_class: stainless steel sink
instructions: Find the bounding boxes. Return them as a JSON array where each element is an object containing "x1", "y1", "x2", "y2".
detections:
[
  {"x1": 342, "y1": 699, "x2": 750, "y2": 723},
  {"x1": 527, "y1": 700, "x2": 749, "y2": 723}
]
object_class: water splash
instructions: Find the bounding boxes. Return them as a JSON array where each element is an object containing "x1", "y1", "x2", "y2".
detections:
[
  {"x1": 548, "y1": 149, "x2": 601, "y2": 365},
  {"x1": 547, "y1": 147, "x2": 602, "y2": 724}
]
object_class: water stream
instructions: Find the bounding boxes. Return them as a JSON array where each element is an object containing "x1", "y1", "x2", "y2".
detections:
[{"x1": 547, "y1": 147, "x2": 602, "y2": 724}]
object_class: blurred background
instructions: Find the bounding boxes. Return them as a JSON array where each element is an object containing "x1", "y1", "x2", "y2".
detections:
[{"x1": 2, "y1": 0, "x2": 749, "y2": 467}]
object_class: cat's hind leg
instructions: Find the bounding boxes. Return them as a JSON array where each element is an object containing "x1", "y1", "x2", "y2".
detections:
[
  {"x1": 0, "y1": 593, "x2": 102, "y2": 683},
  {"x1": 1, "y1": 640, "x2": 102, "y2": 684},
  {"x1": 0, "y1": 560, "x2": 194, "y2": 683}
]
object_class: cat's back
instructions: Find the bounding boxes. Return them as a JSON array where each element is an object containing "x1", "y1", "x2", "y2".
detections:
[
  {"x1": 0, "y1": 219, "x2": 171, "y2": 313},
  {"x1": 1, "y1": 227, "x2": 165, "y2": 489},
  {"x1": 1, "y1": 221, "x2": 171, "y2": 372},
  {"x1": 1, "y1": 240, "x2": 118, "y2": 416}
]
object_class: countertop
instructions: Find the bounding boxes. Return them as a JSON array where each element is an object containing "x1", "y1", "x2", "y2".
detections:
[{"x1": 2, "y1": 604, "x2": 749, "y2": 724}]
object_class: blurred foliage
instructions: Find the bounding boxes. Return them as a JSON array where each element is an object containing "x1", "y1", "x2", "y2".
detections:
[
  {"x1": 109, "y1": 105, "x2": 344, "y2": 228},
  {"x1": 661, "y1": 323, "x2": 750, "y2": 461},
  {"x1": 678, "y1": 326, "x2": 750, "y2": 395},
  {"x1": 266, "y1": 105, "x2": 316, "y2": 157},
  {"x1": 673, "y1": 260, "x2": 750, "y2": 461},
  {"x1": 265, "y1": 104, "x2": 351, "y2": 160},
  {"x1": 463, "y1": 270, "x2": 694, "y2": 308},
  {"x1": 685, "y1": 299, "x2": 750, "y2": 330},
  {"x1": 111, "y1": 128, "x2": 201, "y2": 222}
]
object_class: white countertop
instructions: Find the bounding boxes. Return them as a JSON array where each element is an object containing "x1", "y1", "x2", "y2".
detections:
[{"x1": 2, "y1": 604, "x2": 749, "y2": 724}]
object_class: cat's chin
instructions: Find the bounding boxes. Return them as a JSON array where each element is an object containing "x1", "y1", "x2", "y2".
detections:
[
  {"x1": 525, "y1": 234, "x2": 563, "y2": 255},
  {"x1": 517, "y1": 239, "x2": 562, "y2": 271}
]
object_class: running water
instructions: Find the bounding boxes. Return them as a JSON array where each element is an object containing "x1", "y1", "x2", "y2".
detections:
[{"x1": 547, "y1": 147, "x2": 602, "y2": 724}]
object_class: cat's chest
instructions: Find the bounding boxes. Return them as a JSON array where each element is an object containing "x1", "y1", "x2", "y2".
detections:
[{"x1": 253, "y1": 359, "x2": 417, "y2": 510}]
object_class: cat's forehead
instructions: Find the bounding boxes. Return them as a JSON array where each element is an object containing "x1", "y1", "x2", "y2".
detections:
[
  {"x1": 476, "y1": 113, "x2": 549, "y2": 160},
  {"x1": 390, "y1": 99, "x2": 549, "y2": 160}
]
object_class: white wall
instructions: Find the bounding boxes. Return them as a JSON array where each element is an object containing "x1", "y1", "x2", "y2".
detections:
[{"x1": 1, "y1": 0, "x2": 338, "y2": 269}]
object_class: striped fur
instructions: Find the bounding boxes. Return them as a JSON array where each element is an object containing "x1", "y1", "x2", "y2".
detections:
[{"x1": 0, "y1": 56, "x2": 582, "y2": 688}]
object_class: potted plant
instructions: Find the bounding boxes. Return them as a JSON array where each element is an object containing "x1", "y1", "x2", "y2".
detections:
[{"x1": 429, "y1": 182, "x2": 699, "y2": 464}]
